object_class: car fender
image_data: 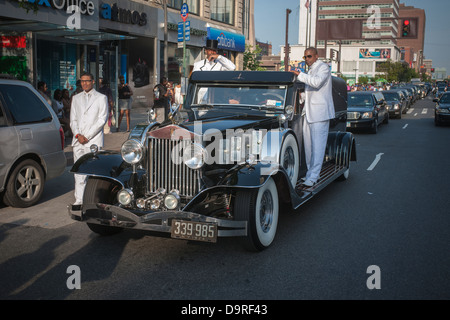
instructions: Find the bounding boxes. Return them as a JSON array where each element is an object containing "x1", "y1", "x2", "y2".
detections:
[{"x1": 70, "y1": 151, "x2": 139, "y2": 186}]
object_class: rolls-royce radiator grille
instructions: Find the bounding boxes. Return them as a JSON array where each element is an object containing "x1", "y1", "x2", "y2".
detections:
[{"x1": 148, "y1": 138, "x2": 200, "y2": 197}]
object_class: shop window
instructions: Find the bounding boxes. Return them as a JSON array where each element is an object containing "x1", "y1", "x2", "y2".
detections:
[
  {"x1": 211, "y1": 0, "x2": 235, "y2": 25},
  {"x1": 168, "y1": 0, "x2": 199, "y2": 15}
]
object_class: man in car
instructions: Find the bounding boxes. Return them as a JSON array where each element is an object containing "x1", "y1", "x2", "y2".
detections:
[
  {"x1": 290, "y1": 47, "x2": 335, "y2": 188},
  {"x1": 193, "y1": 39, "x2": 236, "y2": 72},
  {"x1": 70, "y1": 72, "x2": 108, "y2": 210}
]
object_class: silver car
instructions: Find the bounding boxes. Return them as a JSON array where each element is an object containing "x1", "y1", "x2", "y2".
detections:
[{"x1": 0, "y1": 78, "x2": 66, "y2": 207}]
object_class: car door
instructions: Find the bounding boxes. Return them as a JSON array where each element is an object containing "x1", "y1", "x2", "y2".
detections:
[{"x1": 0, "y1": 94, "x2": 19, "y2": 191}]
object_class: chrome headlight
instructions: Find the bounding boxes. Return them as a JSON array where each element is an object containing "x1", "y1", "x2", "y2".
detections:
[
  {"x1": 164, "y1": 190, "x2": 180, "y2": 210},
  {"x1": 362, "y1": 112, "x2": 373, "y2": 119},
  {"x1": 117, "y1": 188, "x2": 133, "y2": 206},
  {"x1": 183, "y1": 143, "x2": 207, "y2": 170},
  {"x1": 121, "y1": 139, "x2": 144, "y2": 164}
]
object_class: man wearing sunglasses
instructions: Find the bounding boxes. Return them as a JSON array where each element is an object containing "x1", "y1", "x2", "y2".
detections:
[{"x1": 290, "y1": 47, "x2": 335, "y2": 188}]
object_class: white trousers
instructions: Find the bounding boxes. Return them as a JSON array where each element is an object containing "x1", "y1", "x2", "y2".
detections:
[
  {"x1": 303, "y1": 118, "x2": 329, "y2": 183},
  {"x1": 73, "y1": 143, "x2": 92, "y2": 205}
]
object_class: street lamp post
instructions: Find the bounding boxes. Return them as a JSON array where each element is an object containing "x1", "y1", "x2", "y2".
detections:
[
  {"x1": 353, "y1": 68, "x2": 359, "y2": 84},
  {"x1": 284, "y1": 8, "x2": 292, "y2": 72}
]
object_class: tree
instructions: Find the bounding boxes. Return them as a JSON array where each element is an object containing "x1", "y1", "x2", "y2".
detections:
[
  {"x1": 376, "y1": 60, "x2": 420, "y2": 83},
  {"x1": 243, "y1": 45, "x2": 266, "y2": 71}
]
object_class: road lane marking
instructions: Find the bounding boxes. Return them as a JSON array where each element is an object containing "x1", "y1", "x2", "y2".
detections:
[
  {"x1": 402, "y1": 124, "x2": 408, "y2": 129},
  {"x1": 407, "y1": 108, "x2": 414, "y2": 114},
  {"x1": 367, "y1": 153, "x2": 384, "y2": 171},
  {"x1": 414, "y1": 113, "x2": 418, "y2": 116},
  {"x1": 421, "y1": 108, "x2": 428, "y2": 114}
]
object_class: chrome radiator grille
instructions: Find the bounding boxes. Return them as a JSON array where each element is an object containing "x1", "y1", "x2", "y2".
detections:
[
  {"x1": 347, "y1": 112, "x2": 360, "y2": 120},
  {"x1": 148, "y1": 138, "x2": 200, "y2": 197}
]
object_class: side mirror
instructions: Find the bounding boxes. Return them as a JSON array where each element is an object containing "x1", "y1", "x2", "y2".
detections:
[{"x1": 433, "y1": 98, "x2": 438, "y2": 102}]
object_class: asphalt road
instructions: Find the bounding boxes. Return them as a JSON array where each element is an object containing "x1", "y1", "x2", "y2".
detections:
[{"x1": 1, "y1": 96, "x2": 449, "y2": 303}]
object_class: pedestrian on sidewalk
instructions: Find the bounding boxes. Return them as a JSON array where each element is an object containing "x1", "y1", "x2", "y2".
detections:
[{"x1": 118, "y1": 75, "x2": 133, "y2": 132}]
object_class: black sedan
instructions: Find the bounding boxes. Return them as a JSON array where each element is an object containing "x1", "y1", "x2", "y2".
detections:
[
  {"x1": 434, "y1": 92, "x2": 450, "y2": 126},
  {"x1": 383, "y1": 90, "x2": 408, "y2": 119},
  {"x1": 346, "y1": 91, "x2": 389, "y2": 133}
]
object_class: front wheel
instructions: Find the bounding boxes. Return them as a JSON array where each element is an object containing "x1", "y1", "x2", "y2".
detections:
[
  {"x1": 234, "y1": 177, "x2": 279, "y2": 251},
  {"x1": 83, "y1": 177, "x2": 123, "y2": 236}
]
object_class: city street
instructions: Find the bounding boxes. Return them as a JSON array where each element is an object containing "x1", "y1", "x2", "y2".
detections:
[{"x1": 1, "y1": 96, "x2": 449, "y2": 301}]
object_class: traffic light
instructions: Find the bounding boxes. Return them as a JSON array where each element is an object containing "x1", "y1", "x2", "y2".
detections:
[
  {"x1": 402, "y1": 19, "x2": 410, "y2": 37},
  {"x1": 431, "y1": 68, "x2": 435, "y2": 73}
]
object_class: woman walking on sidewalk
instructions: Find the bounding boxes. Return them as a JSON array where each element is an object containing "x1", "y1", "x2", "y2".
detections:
[{"x1": 117, "y1": 75, "x2": 133, "y2": 132}]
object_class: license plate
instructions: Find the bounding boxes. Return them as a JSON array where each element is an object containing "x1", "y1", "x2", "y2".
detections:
[
  {"x1": 171, "y1": 219, "x2": 217, "y2": 243},
  {"x1": 347, "y1": 121, "x2": 351, "y2": 127}
]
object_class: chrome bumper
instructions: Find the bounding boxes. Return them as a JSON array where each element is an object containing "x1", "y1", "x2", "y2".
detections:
[{"x1": 68, "y1": 203, "x2": 247, "y2": 237}]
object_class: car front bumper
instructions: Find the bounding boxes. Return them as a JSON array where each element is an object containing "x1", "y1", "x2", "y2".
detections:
[
  {"x1": 69, "y1": 202, "x2": 247, "y2": 239},
  {"x1": 346, "y1": 118, "x2": 376, "y2": 129}
]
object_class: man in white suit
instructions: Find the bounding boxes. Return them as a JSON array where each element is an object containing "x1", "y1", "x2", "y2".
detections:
[
  {"x1": 70, "y1": 72, "x2": 108, "y2": 210},
  {"x1": 193, "y1": 39, "x2": 236, "y2": 72},
  {"x1": 291, "y1": 47, "x2": 335, "y2": 187}
]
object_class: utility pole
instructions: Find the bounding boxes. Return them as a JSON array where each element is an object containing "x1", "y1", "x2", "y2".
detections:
[
  {"x1": 284, "y1": 8, "x2": 292, "y2": 72},
  {"x1": 163, "y1": 0, "x2": 168, "y2": 79}
]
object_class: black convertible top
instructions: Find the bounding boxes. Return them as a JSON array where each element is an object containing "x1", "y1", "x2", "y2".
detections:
[{"x1": 190, "y1": 71, "x2": 297, "y2": 84}]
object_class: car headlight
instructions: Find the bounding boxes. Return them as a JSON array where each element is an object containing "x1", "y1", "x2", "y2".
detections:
[
  {"x1": 362, "y1": 112, "x2": 373, "y2": 119},
  {"x1": 121, "y1": 139, "x2": 144, "y2": 164},
  {"x1": 183, "y1": 143, "x2": 207, "y2": 170},
  {"x1": 393, "y1": 104, "x2": 400, "y2": 110},
  {"x1": 118, "y1": 188, "x2": 133, "y2": 206}
]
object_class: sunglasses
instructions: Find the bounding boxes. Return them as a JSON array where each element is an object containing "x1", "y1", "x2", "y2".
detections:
[{"x1": 303, "y1": 55, "x2": 314, "y2": 59}]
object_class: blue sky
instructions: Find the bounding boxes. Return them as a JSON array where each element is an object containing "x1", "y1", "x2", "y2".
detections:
[{"x1": 254, "y1": 0, "x2": 450, "y2": 72}]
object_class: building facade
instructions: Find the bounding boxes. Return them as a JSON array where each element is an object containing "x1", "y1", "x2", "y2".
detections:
[
  {"x1": 0, "y1": 0, "x2": 255, "y2": 109},
  {"x1": 283, "y1": 0, "x2": 425, "y2": 84}
]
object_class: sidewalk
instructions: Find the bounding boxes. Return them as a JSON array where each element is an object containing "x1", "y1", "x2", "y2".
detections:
[{"x1": 64, "y1": 107, "x2": 149, "y2": 166}]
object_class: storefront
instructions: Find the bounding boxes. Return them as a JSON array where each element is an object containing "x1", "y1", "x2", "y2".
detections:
[{"x1": 0, "y1": 0, "x2": 103, "y2": 93}]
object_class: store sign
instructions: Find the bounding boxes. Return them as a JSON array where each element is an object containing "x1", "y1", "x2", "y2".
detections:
[
  {"x1": 26, "y1": 0, "x2": 95, "y2": 16},
  {"x1": 207, "y1": 27, "x2": 245, "y2": 52},
  {"x1": 0, "y1": 36, "x2": 26, "y2": 48},
  {"x1": 100, "y1": 3, "x2": 147, "y2": 26}
]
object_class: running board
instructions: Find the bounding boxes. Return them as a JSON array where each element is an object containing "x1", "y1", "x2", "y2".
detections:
[{"x1": 293, "y1": 162, "x2": 346, "y2": 209}]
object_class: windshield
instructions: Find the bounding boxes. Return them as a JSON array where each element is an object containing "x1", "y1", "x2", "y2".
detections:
[
  {"x1": 439, "y1": 94, "x2": 450, "y2": 104},
  {"x1": 191, "y1": 84, "x2": 286, "y2": 109},
  {"x1": 383, "y1": 93, "x2": 399, "y2": 101},
  {"x1": 348, "y1": 94, "x2": 373, "y2": 107}
]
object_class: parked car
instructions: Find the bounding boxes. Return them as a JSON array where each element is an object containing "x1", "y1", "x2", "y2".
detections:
[
  {"x1": 434, "y1": 92, "x2": 450, "y2": 126},
  {"x1": 346, "y1": 91, "x2": 389, "y2": 133},
  {"x1": 68, "y1": 71, "x2": 356, "y2": 251},
  {"x1": 382, "y1": 90, "x2": 408, "y2": 118},
  {"x1": 0, "y1": 77, "x2": 66, "y2": 207}
]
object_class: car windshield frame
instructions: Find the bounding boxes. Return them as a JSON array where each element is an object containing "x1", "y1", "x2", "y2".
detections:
[{"x1": 189, "y1": 83, "x2": 287, "y2": 110}]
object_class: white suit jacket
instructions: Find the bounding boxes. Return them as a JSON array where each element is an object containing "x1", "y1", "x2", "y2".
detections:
[
  {"x1": 193, "y1": 55, "x2": 236, "y2": 72},
  {"x1": 70, "y1": 89, "x2": 108, "y2": 147},
  {"x1": 297, "y1": 60, "x2": 335, "y2": 123}
]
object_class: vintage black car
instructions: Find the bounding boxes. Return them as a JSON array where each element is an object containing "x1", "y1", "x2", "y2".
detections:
[{"x1": 68, "y1": 71, "x2": 356, "y2": 251}]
